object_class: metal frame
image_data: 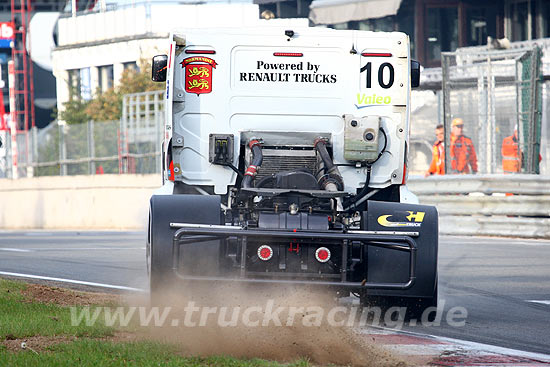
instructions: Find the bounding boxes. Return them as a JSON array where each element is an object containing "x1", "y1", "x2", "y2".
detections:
[{"x1": 170, "y1": 223, "x2": 417, "y2": 290}]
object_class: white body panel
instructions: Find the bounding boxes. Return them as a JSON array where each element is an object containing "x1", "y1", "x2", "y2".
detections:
[{"x1": 163, "y1": 28, "x2": 411, "y2": 194}]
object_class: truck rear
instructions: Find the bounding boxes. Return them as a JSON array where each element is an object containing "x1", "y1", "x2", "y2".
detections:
[{"x1": 148, "y1": 27, "x2": 437, "y2": 314}]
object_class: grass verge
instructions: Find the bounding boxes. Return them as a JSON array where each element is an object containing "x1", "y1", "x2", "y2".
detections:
[{"x1": 0, "y1": 278, "x2": 310, "y2": 367}]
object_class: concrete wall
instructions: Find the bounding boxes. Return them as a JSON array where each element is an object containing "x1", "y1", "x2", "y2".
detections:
[{"x1": 0, "y1": 175, "x2": 161, "y2": 230}]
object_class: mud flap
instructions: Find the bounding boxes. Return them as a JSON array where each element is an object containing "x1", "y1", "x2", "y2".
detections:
[{"x1": 363, "y1": 200, "x2": 438, "y2": 298}]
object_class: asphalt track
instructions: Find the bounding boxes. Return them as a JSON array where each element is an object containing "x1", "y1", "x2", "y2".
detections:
[{"x1": 0, "y1": 231, "x2": 549, "y2": 354}]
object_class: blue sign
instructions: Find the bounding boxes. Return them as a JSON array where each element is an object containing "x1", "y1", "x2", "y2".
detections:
[{"x1": 0, "y1": 39, "x2": 12, "y2": 49}]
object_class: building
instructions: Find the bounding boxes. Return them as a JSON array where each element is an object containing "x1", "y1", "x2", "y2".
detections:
[
  {"x1": 256, "y1": 0, "x2": 550, "y2": 67},
  {"x1": 51, "y1": 1, "x2": 307, "y2": 119}
]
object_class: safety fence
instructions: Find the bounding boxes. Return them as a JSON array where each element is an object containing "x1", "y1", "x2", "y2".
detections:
[
  {"x1": 441, "y1": 46, "x2": 543, "y2": 175},
  {"x1": 0, "y1": 91, "x2": 164, "y2": 178},
  {"x1": 409, "y1": 175, "x2": 550, "y2": 238}
]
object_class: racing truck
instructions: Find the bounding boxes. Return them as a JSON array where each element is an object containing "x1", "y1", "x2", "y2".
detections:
[{"x1": 147, "y1": 27, "x2": 438, "y2": 314}]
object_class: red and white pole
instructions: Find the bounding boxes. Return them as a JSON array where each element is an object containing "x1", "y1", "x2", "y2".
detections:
[{"x1": 8, "y1": 60, "x2": 17, "y2": 179}]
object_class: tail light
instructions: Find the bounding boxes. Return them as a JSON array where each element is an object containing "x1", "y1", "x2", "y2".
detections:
[
  {"x1": 315, "y1": 247, "x2": 331, "y2": 263},
  {"x1": 257, "y1": 245, "x2": 273, "y2": 261}
]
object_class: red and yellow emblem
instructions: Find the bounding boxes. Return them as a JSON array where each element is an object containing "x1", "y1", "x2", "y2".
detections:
[{"x1": 181, "y1": 57, "x2": 217, "y2": 95}]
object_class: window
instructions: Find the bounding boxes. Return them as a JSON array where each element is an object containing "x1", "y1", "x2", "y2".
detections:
[
  {"x1": 123, "y1": 61, "x2": 138, "y2": 72},
  {"x1": 426, "y1": 6, "x2": 458, "y2": 64},
  {"x1": 505, "y1": 0, "x2": 541, "y2": 41},
  {"x1": 511, "y1": 0, "x2": 529, "y2": 41},
  {"x1": 67, "y1": 69, "x2": 81, "y2": 99},
  {"x1": 538, "y1": 0, "x2": 550, "y2": 38},
  {"x1": 466, "y1": 7, "x2": 497, "y2": 46},
  {"x1": 97, "y1": 65, "x2": 114, "y2": 92}
]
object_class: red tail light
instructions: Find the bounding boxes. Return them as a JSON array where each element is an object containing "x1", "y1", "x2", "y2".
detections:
[
  {"x1": 315, "y1": 247, "x2": 331, "y2": 263},
  {"x1": 273, "y1": 52, "x2": 303, "y2": 57},
  {"x1": 361, "y1": 52, "x2": 392, "y2": 57},
  {"x1": 185, "y1": 50, "x2": 216, "y2": 54},
  {"x1": 257, "y1": 245, "x2": 273, "y2": 261}
]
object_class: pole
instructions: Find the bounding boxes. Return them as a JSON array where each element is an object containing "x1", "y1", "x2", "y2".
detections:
[{"x1": 8, "y1": 60, "x2": 17, "y2": 179}]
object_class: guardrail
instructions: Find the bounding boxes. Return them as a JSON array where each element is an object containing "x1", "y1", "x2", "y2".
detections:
[{"x1": 408, "y1": 175, "x2": 550, "y2": 239}]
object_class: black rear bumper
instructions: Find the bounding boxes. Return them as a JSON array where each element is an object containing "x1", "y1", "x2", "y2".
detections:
[{"x1": 171, "y1": 223, "x2": 417, "y2": 290}]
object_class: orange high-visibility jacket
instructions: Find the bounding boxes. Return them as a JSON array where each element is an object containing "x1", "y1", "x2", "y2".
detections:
[
  {"x1": 501, "y1": 135, "x2": 520, "y2": 173},
  {"x1": 427, "y1": 140, "x2": 445, "y2": 175},
  {"x1": 450, "y1": 134, "x2": 478, "y2": 174}
]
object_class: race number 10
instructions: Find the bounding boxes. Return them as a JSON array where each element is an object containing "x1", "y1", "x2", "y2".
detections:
[{"x1": 360, "y1": 62, "x2": 394, "y2": 89}]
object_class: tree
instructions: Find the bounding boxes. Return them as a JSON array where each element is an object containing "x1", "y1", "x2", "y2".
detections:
[
  {"x1": 60, "y1": 60, "x2": 163, "y2": 123},
  {"x1": 58, "y1": 86, "x2": 90, "y2": 125}
]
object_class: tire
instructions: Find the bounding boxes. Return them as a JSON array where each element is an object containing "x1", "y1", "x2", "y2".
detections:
[
  {"x1": 147, "y1": 194, "x2": 222, "y2": 302},
  {"x1": 148, "y1": 200, "x2": 178, "y2": 301}
]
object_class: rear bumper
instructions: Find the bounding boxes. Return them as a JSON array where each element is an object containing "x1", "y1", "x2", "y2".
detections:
[{"x1": 171, "y1": 223, "x2": 418, "y2": 290}]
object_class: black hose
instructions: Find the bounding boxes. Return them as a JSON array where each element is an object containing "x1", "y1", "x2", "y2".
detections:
[
  {"x1": 221, "y1": 162, "x2": 245, "y2": 179},
  {"x1": 343, "y1": 128, "x2": 388, "y2": 209},
  {"x1": 315, "y1": 139, "x2": 336, "y2": 172},
  {"x1": 255, "y1": 175, "x2": 275, "y2": 188},
  {"x1": 343, "y1": 164, "x2": 371, "y2": 209},
  {"x1": 315, "y1": 139, "x2": 344, "y2": 191},
  {"x1": 242, "y1": 141, "x2": 263, "y2": 188}
]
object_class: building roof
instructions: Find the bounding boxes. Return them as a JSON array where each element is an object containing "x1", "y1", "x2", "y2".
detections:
[{"x1": 309, "y1": 0, "x2": 402, "y2": 25}]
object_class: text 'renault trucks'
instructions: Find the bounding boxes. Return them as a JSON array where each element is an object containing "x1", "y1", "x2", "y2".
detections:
[{"x1": 148, "y1": 27, "x2": 438, "y2": 314}]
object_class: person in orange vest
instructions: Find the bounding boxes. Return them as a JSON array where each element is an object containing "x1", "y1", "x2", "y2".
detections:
[
  {"x1": 450, "y1": 118, "x2": 478, "y2": 174},
  {"x1": 425, "y1": 124, "x2": 445, "y2": 176},
  {"x1": 501, "y1": 126, "x2": 521, "y2": 173}
]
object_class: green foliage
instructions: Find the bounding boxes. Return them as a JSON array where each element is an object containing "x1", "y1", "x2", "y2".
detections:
[
  {"x1": 0, "y1": 279, "x2": 311, "y2": 367},
  {"x1": 0, "y1": 340, "x2": 311, "y2": 367},
  {"x1": 0, "y1": 279, "x2": 114, "y2": 339},
  {"x1": 58, "y1": 87, "x2": 90, "y2": 125},
  {"x1": 60, "y1": 60, "x2": 162, "y2": 123},
  {"x1": 85, "y1": 88, "x2": 123, "y2": 122}
]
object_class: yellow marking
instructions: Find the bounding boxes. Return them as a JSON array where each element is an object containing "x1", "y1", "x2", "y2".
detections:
[
  {"x1": 406, "y1": 211, "x2": 425, "y2": 223},
  {"x1": 188, "y1": 66, "x2": 210, "y2": 78},
  {"x1": 188, "y1": 79, "x2": 210, "y2": 90}
]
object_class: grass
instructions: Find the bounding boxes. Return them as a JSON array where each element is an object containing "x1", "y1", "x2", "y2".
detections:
[
  {"x1": 0, "y1": 278, "x2": 114, "y2": 339},
  {"x1": 0, "y1": 340, "x2": 311, "y2": 367},
  {"x1": 0, "y1": 279, "x2": 312, "y2": 367}
]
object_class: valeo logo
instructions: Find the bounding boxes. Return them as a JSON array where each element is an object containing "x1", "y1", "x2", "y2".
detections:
[
  {"x1": 377, "y1": 211, "x2": 425, "y2": 228},
  {"x1": 355, "y1": 93, "x2": 392, "y2": 109}
]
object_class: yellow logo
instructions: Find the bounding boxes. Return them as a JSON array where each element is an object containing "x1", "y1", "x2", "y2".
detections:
[
  {"x1": 188, "y1": 79, "x2": 210, "y2": 90},
  {"x1": 187, "y1": 66, "x2": 210, "y2": 78},
  {"x1": 355, "y1": 93, "x2": 392, "y2": 109},
  {"x1": 377, "y1": 211, "x2": 425, "y2": 228}
]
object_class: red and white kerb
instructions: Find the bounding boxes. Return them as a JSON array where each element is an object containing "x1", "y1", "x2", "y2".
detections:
[
  {"x1": 315, "y1": 247, "x2": 331, "y2": 263},
  {"x1": 257, "y1": 245, "x2": 273, "y2": 261}
]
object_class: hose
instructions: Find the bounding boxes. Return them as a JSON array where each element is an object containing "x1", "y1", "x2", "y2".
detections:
[
  {"x1": 242, "y1": 140, "x2": 263, "y2": 188},
  {"x1": 314, "y1": 139, "x2": 344, "y2": 191},
  {"x1": 342, "y1": 128, "x2": 388, "y2": 209}
]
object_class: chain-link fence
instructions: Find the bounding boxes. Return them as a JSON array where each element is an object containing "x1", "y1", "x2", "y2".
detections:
[
  {"x1": 120, "y1": 90, "x2": 164, "y2": 174},
  {"x1": 0, "y1": 90, "x2": 164, "y2": 178},
  {"x1": 441, "y1": 46, "x2": 543, "y2": 174}
]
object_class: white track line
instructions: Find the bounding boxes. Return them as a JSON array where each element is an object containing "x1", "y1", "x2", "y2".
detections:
[
  {"x1": 0, "y1": 271, "x2": 146, "y2": 293},
  {"x1": 0, "y1": 248, "x2": 33, "y2": 253},
  {"x1": 26, "y1": 247, "x2": 145, "y2": 251},
  {"x1": 366, "y1": 326, "x2": 550, "y2": 362},
  {"x1": 527, "y1": 300, "x2": 550, "y2": 305}
]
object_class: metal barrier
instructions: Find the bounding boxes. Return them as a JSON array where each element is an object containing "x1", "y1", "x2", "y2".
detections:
[{"x1": 408, "y1": 175, "x2": 550, "y2": 239}]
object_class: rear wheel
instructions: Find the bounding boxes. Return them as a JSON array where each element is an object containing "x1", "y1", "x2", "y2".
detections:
[
  {"x1": 148, "y1": 201, "x2": 178, "y2": 301},
  {"x1": 147, "y1": 194, "x2": 223, "y2": 302}
]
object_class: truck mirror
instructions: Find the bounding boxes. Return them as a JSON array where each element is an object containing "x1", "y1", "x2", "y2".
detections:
[
  {"x1": 411, "y1": 60, "x2": 420, "y2": 88},
  {"x1": 152, "y1": 55, "x2": 168, "y2": 82}
]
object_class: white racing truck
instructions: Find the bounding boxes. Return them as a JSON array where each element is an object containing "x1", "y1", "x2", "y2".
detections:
[{"x1": 148, "y1": 27, "x2": 438, "y2": 314}]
